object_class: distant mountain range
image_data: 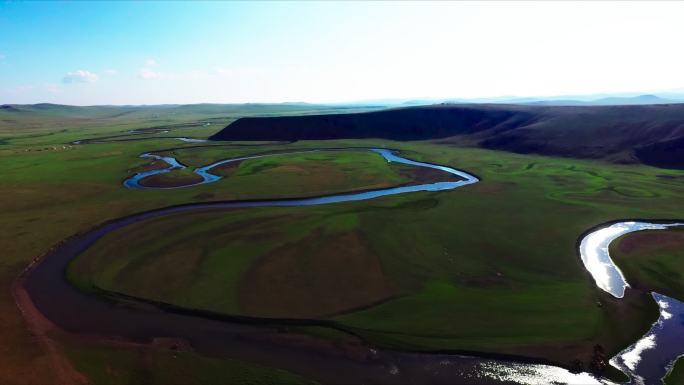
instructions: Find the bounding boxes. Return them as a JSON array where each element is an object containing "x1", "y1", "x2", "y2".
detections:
[
  {"x1": 518, "y1": 94, "x2": 679, "y2": 106},
  {"x1": 210, "y1": 103, "x2": 684, "y2": 169},
  {"x1": 4, "y1": 92, "x2": 684, "y2": 110},
  {"x1": 347, "y1": 93, "x2": 684, "y2": 107}
]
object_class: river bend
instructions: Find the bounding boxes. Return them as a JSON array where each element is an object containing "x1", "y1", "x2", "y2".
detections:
[{"x1": 26, "y1": 144, "x2": 679, "y2": 384}]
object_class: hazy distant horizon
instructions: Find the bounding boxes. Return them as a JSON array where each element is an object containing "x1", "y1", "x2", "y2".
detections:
[
  {"x1": 2, "y1": 1, "x2": 684, "y2": 105},
  {"x1": 4, "y1": 89, "x2": 684, "y2": 108}
]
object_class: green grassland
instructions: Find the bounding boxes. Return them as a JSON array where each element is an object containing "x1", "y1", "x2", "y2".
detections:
[
  {"x1": 611, "y1": 228, "x2": 684, "y2": 300},
  {"x1": 0, "y1": 104, "x2": 381, "y2": 384},
  {"x1": 0, "y1": 103, "x2": 379, "y2": 140},
  {"x1": 611, "y1": 229, "x2": 684, "y2": 385},
  {"x1": 65, "y1": 139, "x2": 684, "y2": 368},
  {"x1": 2, "y1": 105, "x2": 684, "y2": 383},
  {"x1": 62, "y1": 338, "x2": 316, "y2": 385},
  {"x1": 141, "y1": 149, "x2": 413, "y2": 195}
]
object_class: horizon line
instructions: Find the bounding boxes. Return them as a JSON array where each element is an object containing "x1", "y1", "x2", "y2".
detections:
[{"x1": 3, "y1": 91, "x2": 684, "y2": 108}]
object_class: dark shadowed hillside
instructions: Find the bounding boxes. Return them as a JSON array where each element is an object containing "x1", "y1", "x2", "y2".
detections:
[
  {"x1": 210, "y1": 104, "x2": 684, "y2": 169},
  {"x1": 210, "y1": 105, "x2": 539, "y2": 141}
]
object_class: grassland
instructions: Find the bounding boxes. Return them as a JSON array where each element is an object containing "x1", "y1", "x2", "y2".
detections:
[
  {"x1": 3, "y1": 104, "x2": 684, "y2": 383},
  {"x1": 611, "y1": 228, "x2": 684, "y2": 300},
  {"x1": 62, "y1": 338, "x2": 316, "y2": 385},
  {"x1": 66, "y1": 139, "x2": 684, "y2": 369},
  {"x1": 0, "y1": 104, "x2": 381, "y2": 385},
  {"x1": 137, "y1": 149, "x2": 414, "y2": 194},
  {"x1": 611, "y1": 228, "x2": 684, "y2": 385}
]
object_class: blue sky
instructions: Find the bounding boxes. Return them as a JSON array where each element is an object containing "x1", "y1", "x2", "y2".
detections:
[{"x1": 2, "y1": 1, "x2": 684, "y2": 105}]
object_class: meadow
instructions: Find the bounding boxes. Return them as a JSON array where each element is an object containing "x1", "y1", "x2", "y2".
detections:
[
  {"x1": 611, "y1": 228, "x2": 684, "y2": 300},
  {"x1": 2, "y1": 104, "x2": 684, "y2": 384},
  {"x1": 2, "y1": 104, "x2": 373, "y2": 385},
  {"x1": 61, "y1": 337, "x2": 316, "y2": 385},
  {"x1": 612, "y1": 228, "x2": 684, "y2": 385},
  {"x1": 67, "y1": 137, "x2": 684, "y2": 370}
]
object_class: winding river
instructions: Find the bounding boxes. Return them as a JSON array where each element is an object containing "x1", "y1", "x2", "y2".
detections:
[
  {"x1": 123, "y1": 148, "x2": 477, "y2": 193},
  {"x1": 22, "y1": 142, "x2": 683, "y2": 384},
  {"x1": 579, "y1": 221, "x2": 684, "y2": 385}
]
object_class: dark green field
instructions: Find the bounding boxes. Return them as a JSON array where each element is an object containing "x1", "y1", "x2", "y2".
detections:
[
  {"x1": 3, "y1": 104, "x2": 684, "y2": 384},
  {"x1": 612, "y1": 229, "x2": 684, "y2": 384},
  {"x1": 66, "y1": 138, "x2": 684, "y2": 368},
  {"x1": 2, "y1": 104, "x2": 381, "y2": 385},
  {"x1": 612, "y1": 228, "x2": 684, "y2": 300},
  {"x1": 61, "y1": 337, "x2": 316, "y2": 385}
]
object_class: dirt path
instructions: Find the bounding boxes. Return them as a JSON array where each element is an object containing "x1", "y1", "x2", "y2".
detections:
[{"x1": 12, "y1": 256, "x2": 88, "y2": 385}]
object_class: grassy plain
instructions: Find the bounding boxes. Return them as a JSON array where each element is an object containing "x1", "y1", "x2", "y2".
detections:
[
  {"x1": 3, "y1": 104, "x2": 684, "y2": 383},
  {"x1": 612, "y1": 228, "x2": 684, "y2": 385},
  {"x1": 62, "y1": 338, "x2": 316, "y2": 385},
  {"x1": 66, "y1": 139, "x2": 684, "y2": 369},
  {"x1": 139, "y1": 149, "x2": 413, "y2": 194},
  {"x1": 1, "y1": 104, "x2": 378, "y2": 384},
  {"x1": 611, "y1": 228, "x2": 684, "y2": 299}
]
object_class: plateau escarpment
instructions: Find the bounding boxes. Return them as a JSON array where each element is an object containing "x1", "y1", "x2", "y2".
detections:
[{"x1": 210, "y1": 104, "x2": 684, "y2": 169}]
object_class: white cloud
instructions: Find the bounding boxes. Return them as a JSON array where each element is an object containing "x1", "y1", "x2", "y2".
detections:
[
  {"x1": 145, "y1": 58, "x2": 157, "y2": 66},
  {"x1": 138, "y1": 68, "x2": 161, "y2": 79},
  {"x1": 62, "y1": 70, "x2": 99, "y2": 84}
]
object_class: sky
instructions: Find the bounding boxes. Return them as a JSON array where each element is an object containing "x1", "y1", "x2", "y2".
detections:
[{"x1": 2, "y1": 1, "x2": 684, "y2": 105}]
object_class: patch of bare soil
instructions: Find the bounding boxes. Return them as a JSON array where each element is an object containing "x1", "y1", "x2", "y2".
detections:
[
  {"x1": 397, "y1": 166, "x2": 461, "y2": 185},
  {"x1": 12, "y1": 269, "x2": 88, "y2": 385},
  {"x1": 128, "y1": 160, "x2": 167, "y2": 174},
  {"x1": 238, "y1": 231, "x2": 394, "y2": 319},
  {"x1": 617, "y1": 231, "x2": 684, "y2": 254},
  {"x1": 139, "y1": 172, "x2": 204, "y2": 188},
  {"x1": 209, "y1": 160, "x2": 242, "y2": 177}
]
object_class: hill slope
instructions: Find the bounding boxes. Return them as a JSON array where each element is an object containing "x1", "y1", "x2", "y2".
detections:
[
  {"x1": 210, "y1": 104, "x2": 684, "y2": 169},
  {"x1": 0, "y1": 103, "x2": 382, "y2": 136}
]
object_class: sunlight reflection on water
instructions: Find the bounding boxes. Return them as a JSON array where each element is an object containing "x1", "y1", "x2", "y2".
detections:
[
  {"x1": 579, "y1": 222, "x2": 682, "y2": 298},
  {"x1": 579, "y1": 222, "x2": 684, "y2": 385}
]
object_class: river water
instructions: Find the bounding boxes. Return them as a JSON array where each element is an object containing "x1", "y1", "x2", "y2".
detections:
[
  {"x1": 579, "y1": 221, "x2": 684, "y2": 385},
  {"x1": 123, "y1": 148, "x2": 479, "y2": 193}
]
